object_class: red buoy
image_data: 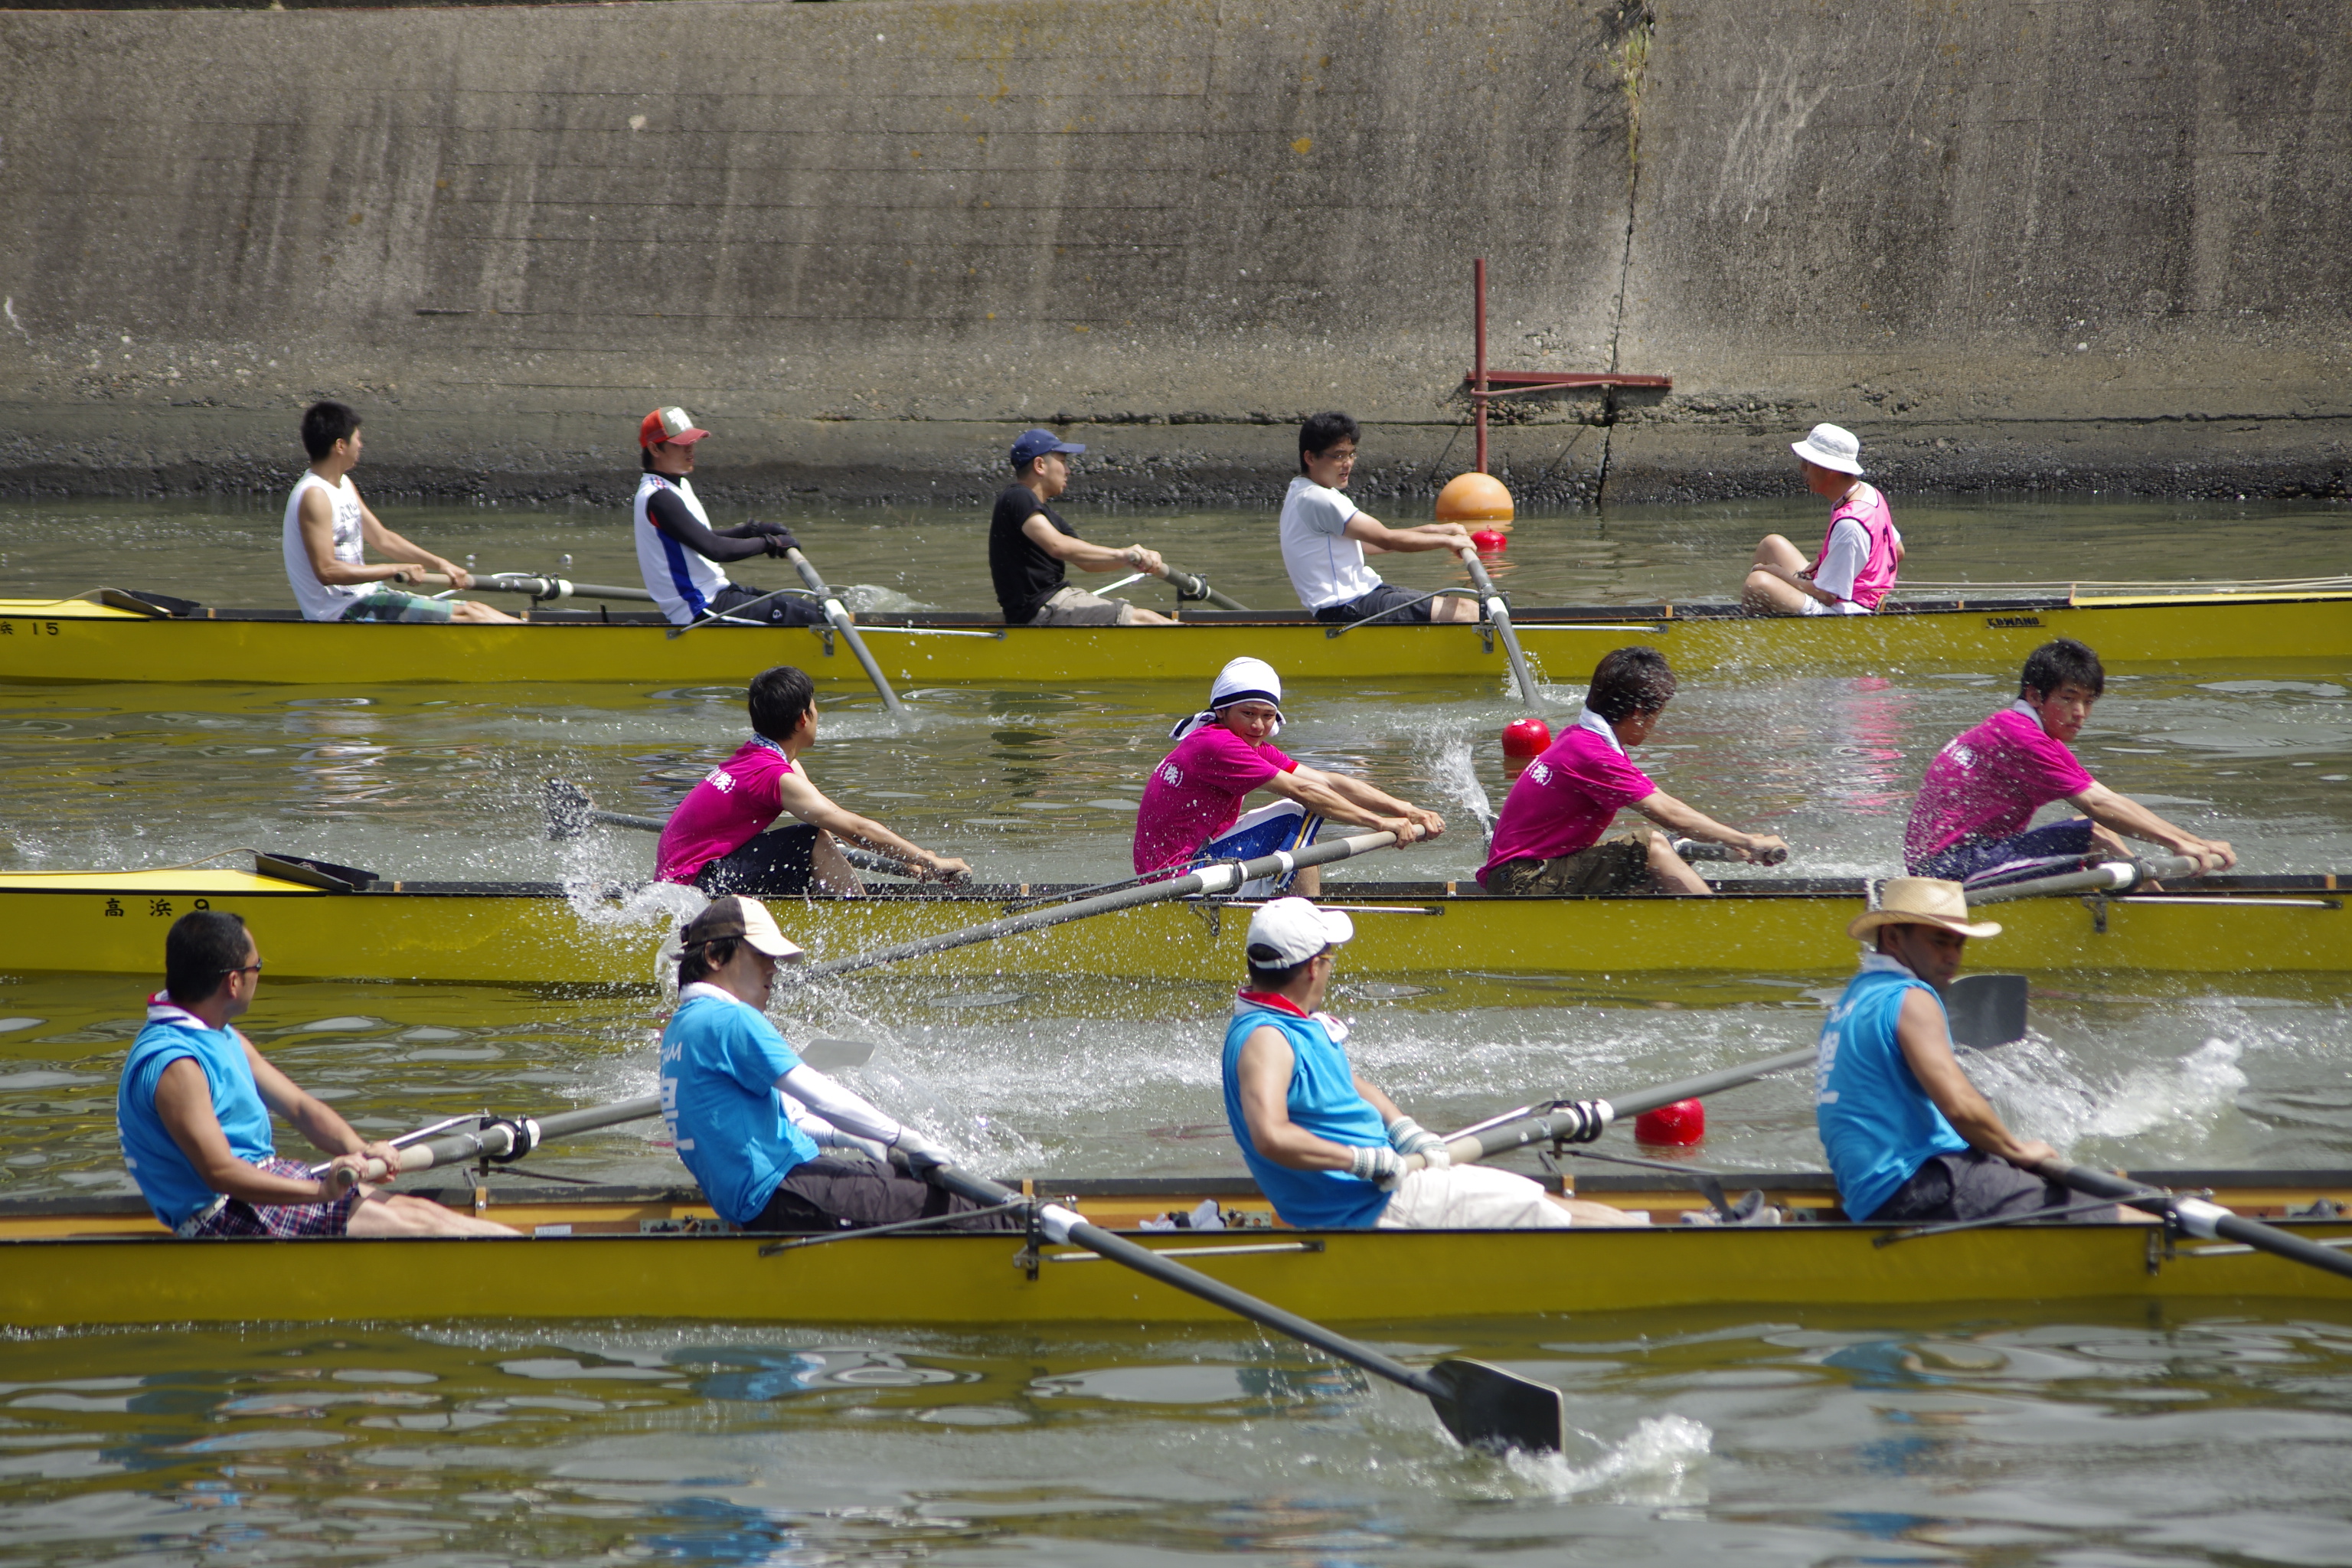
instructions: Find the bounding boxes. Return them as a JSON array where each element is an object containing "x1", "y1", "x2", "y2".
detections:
[
  {"x1": 1633, "y1": 1099, "x2": 1705, "y2": 1147},
  {"x1": 1501, "y1": 717, "x2": 1551, "y2": 777},
  {"x1": 1469, "y1": 528, "x2": 1509, "y2": 554}
]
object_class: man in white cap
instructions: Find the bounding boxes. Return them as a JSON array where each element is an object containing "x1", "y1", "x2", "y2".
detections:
[
  {"x1": 1220, "y1": 898, "x2": 1643, "y2": 1230},
  {"x1": 658, "y1": 897, "x2": 1019, "y2": 1233},
  {"x1": 1817, "y1": 877, "x2": 2089, "y2": 1225},
  {"x1": 1133, "y1": 657, "x2": 1445, "y2": 897},
  {"x1": 1741, "y1": 423, "x2": 1904, "y2": 615},
  {"x1": 989, "y1": 428, "x2": 1175, "y2": 626},
  {"x1": 633, "y1": 405, "x2": 830, "y2": 629}
]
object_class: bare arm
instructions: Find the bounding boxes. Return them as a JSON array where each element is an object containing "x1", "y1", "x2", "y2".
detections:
[
  {"x1": 1893, "y1": 988, "x2": 2056, "y2": 1168},
  {"x1": 2068, "y1": 782, "x2": 2236, "y2": 871},
  {"x1": 773, "y1": 766, "x2": 970, "y2": 881},
  {"x1": 1286, "y1": 763, "x2": 1446, "y2": 839},
  {"x1": 1236, "y1": 1028, "x2": 1396, "y2": 1170},
  {"x1": 1341, "y1": 512, "x2": 1475, "y2": 558},
  {"x1": 298, "y1": 485, "x2": 436, "y2": 587},
  {"x1": 1630, "y1": 790, "x2": 1787, "y2": 862},
  {"x1": 1258, "y1": 766, "x2": 1431, "y2": 842},
  {"x1": 1020, "y1": 514, "x2": 1166, "y2": 577},
  {"x1": 152, "y1": 1054, "x2": 393, "y2": 1206},
  {"x1": 1750, "y1": 560, "x2": 1842, "y2": 603}
]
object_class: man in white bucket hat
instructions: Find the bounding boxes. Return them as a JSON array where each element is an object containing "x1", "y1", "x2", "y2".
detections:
[
  {"x1": 1742, "y1": 423, "x2": 1906, "y2": 616},
  {"x1": 1219, "y1": 898, "x2": 1642, "y2": 1230},
  {"x1": 1815, "y1": 877, "x2": 2104, "y2": 1227}
]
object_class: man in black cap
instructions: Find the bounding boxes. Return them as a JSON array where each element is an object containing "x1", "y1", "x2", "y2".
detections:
[{"x1": 988, "y1": 427, "x2": 1176, "y2": 626}]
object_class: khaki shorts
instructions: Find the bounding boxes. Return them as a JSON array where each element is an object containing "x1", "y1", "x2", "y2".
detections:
[
  {"x1": 1031, "y1": 584, "x2": 1139, "y2": 627},
  {"x1": 1485, "y1": 829, "x2": 1655, "y2": 895},
  {"x1": 1376, "y1": 1165, "x2": 1576, "y2": 1229}
]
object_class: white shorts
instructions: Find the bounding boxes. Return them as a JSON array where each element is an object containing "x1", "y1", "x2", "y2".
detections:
[
  {"x1": 1374, "y1": 1165, "x2": 1576, "y2": 1230},
  {"x1": 1799, "y1": 596, "x2": 1867, "y2": 617}
]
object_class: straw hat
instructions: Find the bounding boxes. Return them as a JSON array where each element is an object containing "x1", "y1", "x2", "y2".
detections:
[{"x1": 1847, "y1": 877, "x2": 2002, "y2": 940}]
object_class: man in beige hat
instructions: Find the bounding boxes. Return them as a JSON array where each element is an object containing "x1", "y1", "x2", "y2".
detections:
[{"x1": 1814, "y1": 877, "x2": 2077, "y2": 1225}]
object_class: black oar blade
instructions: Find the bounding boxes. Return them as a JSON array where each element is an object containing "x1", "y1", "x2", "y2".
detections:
[
  {"x1": 1948, "y1": 973, "x2": 2029, "y2": 1050},
  {"x1": 1425, "y1": 1358, "x2": 1565, "y2": 1455}
]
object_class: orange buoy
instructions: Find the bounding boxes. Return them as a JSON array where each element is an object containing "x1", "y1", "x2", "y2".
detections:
[
  {"x1": 1501, "y1": 717, "x2": 1551, "y2": 776},
  {"x1": 1436, "y1": 471, "x2": 1514, "y2": 523},
  {"x1": 1633, "y1": 1099, "x2": 1706, "y2": 1147}
]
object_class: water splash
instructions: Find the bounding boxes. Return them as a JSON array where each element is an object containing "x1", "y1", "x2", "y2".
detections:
[
  {"x1": 1429, "y1": 733, "x2": 1495, "y2": 834},
  {"x1": 1504, "y1": 1412, "x2": 1712, "y2": 1499}
]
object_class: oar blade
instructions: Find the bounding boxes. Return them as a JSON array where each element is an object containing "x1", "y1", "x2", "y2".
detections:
[
  {"x1": 1948, "y1": 973, "x2": 2028, "y2": 1049},
  {"x1": 1425, "y1": 1357, "x2": 1565, "y2": 1455},
  {"x1": 799, "y1": 1037, "x2": 876, "y2": 1070}
]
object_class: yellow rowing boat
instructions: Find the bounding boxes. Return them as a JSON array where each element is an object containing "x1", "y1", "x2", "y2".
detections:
[
  {"x1": 0, "y1": 858, "x2": 2339, "y2": 983},
  {"x1": 4, "y1": 1171, "x2": 2344, "y2": 1328},
  {"x1": 3, "y1": 588, "x2": 2347, "y2": 687}
]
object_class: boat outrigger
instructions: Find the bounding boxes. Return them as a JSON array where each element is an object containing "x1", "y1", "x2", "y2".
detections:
[
  {"x1": 0, "y1": 853, "x2": 2340, "y2": 985},
  {"x1": 4, "y1": 584, "x2": 2348, "y2": 688}
]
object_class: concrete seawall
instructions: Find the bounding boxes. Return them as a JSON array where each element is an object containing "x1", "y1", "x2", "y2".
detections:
[{"x1": 0, "y1": 0, "x2": 2344, "y2": 506}]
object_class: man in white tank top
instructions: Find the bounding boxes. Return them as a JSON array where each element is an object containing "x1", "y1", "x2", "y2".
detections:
[{"x1": 283, "y1": 402, "x2": 520, "y2": 624}]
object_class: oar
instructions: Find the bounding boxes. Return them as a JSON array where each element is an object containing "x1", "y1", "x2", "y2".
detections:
[
  {"x1": 540, "y1": 779, "x2": 918, "y2": 877},
  {"x1": 2029, "y1": 1161, "x2": 2352, "y2": 1283},
  {"x1": 1963, "y1": 854, "x2": 2200, "y2": 906},
  {"x1": 919, "y1": 1162, "x2": 1566, "y2": 1452},
  {"x1": 1671, "y1": 837, "x2": 1792, "y2": 867},
  {"x1": 1165, "y1": 567, "x2": 1249, "y2": 612},
  {"x1": 417, "y1": 571, "x2": 657, "y2": 604},
  {"x1": 1457, "y1": 547, "x2": 1540, "y2": 707},
  {"x1": 788, "y1": 829, "x2": 1402, "y2": 984},
  {"x1": 320, "y1": 1095, "x2": 663, "y2": 1191},
  {"x1": 782, "y1": 547, "x2": 906, "y2": 717}
]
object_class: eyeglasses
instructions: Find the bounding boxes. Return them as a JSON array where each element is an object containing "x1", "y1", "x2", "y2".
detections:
[{"x1": 220, "y1": 962, "x2": 264, "y2": 978}]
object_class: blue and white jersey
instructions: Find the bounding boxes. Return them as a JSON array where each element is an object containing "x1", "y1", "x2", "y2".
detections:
[
  {"x1": 658, "y1": 983, "x2": 819, "y2": 1226},
  {"x1": 118, "y1": 1001, "x2": 276, "y2": 1228},
  {"x1": 1815, "y1": 953, "x2": 1970, "y2": 1220},
  {"x1": 634, "y1": 472, "x2": 731, "y2": 625},
  {"x1": 1220, "y1": 997, "x2": 1391, "y2": 1230}
]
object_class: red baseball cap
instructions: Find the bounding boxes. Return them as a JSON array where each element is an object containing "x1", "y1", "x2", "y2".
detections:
[{"x1": 640, "y1": 406, "x2": 712, "y2": 449}]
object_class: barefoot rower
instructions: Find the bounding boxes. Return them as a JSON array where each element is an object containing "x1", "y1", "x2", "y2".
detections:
[
  {"x1": 1903, "y1": 638, "x2": 2236, "y2": 882},
  {"x1": 1479, "y1": 647, "x2": 1787, "y2": 896},
  {"x1": 1223, "y1": 899, "x2": 1642, "y2": 1230},
  {"x1": 660, "y1": 897, "x2": 1021, "y2": 1233},
  {"x1": 634, "y1": 406, "x2": 828, "y2": 628},
  {"x1": 1742, "y1": 423, "x2": 1903, "y2": 616},
  {"x1": 989, "y1": 429, "x2": 1176, "y2": 626},
  {"x1": 118, "y1": 911, "x2": 516, "y2": 1239},
  {"x1": 285, "y1": 401, "x2": 521, "y2": 626},
  {"x1": 1134, "y1": 657, "x2": 1444, "y2": 898},
  {"x1": 655, "y1": 665, "x2": 970, "y2": 897},
  {"x1": 1281, "y1": 413, "x2": 1481, "y2": 624}
]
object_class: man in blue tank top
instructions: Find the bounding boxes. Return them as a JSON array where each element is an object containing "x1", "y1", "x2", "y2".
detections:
[
  {"x1": 1220, "y1": 899, "x2": 1642, "y2": 1230},
  {"x1": 1816, "y1": 877, "x2": 2079, "y2": 1223},
  {"x1": 117, "y1": 911, "x2": 515, "y2": 1238}
]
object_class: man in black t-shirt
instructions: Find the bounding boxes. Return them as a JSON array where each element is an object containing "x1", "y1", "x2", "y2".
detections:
[{"x1": 987, "y1": 429, "x2": 1175, "y2": 626}]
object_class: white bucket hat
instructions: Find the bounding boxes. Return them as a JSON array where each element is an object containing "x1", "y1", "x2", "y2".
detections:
[
  {"x1": 1791, "y1": 423, "x2": 1865, "y2": 476},
  {"x1": 1245, "y1": 897, "x2": 1355, "y2": 968}
]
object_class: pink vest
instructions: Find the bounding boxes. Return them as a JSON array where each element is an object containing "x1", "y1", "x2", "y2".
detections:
[{"x1": 1815, "y1": 485, "x2": 1900, "y2": 611}]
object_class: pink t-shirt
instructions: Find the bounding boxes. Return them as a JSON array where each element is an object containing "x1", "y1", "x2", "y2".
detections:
[
  {"x1": 1478, "y1": 717, "x2": 1657, "y2": 884},
  {"x1": 655, "y1": 738, "x2": 796, "y2": 883},
  {"x1": 1132, "y1": 726, "x2": 1297, "y2": 874},
  {"x1": 1903, "y1": 704, "x2": 2097, "y2": 865}
]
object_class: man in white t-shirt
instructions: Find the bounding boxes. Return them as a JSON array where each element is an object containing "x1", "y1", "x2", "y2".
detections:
[{"x1": 1279, "y1": 413, "x2": 1481, "y2": 624}]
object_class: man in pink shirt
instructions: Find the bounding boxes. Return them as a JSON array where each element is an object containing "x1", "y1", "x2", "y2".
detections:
[
  {"x1": 1903, "y1": 639, "x2": 2235, "y2": 884},
  {"x1": 1133, "y1": 657, "x2": 1444, "y2": 897},
  {"x1": 1742, "y1": 423, "x2": 1904, "y2": 616},
  {"x1": 1479, "y1": 647, "x2": 1788, "y2": 895},
  {"x1": 655, "y1": 666, "x2": 972, "y2": 897}
]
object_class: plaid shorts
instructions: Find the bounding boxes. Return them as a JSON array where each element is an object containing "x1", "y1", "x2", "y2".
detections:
[
  {"x1": 180, "y1": 1157, "x2": 362, "y2": 1239},
  {"x1": 339, "y1": 586, "x2": 454, "y2": 624}
]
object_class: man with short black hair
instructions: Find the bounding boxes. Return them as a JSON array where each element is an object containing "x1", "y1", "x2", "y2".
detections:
[
  {"x1": 1903, "y1": 638, "x2": 2236, "y2": 882},
  {"x1": 1220, "y1": 899, "x2": 1641, "y2": 1230},
  {"x1": 283, "y1": 400, "x2": 521, "y2": 625},
  {"x1": 1279, "y1": 412, "x2": 1481, "y2": 624},
  {"x1": 655, "y1": 665, "x2": 970, "y2": 895},
  {"x1": 659, "y1": 897, "x2": 1021, "y2": 1233},
  {"x1": 988, "y1": 429, "x2": 1174, "y2": 626},
  {"x1": 633, "y1": 405, "x2": 828, "y2": 628},
  {"x1": 1479, "y1": 647, "x2": 1787, "y2": 895},
  {"x1": 116, "y1": 910, "x2": 515, "y2": 1238}
]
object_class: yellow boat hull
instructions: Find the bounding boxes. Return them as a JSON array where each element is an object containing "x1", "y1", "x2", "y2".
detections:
[
  {"x1": 4, "y1": 590, "x2": 2347, "y2": 687},
  {"x1": 0, "y1": 869, "x2": 2340, "y2": 982}
]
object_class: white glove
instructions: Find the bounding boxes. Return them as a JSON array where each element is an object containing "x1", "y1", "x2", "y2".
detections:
[
  {"x1": 1348, "y1": 1142, "x2": 1406, "y2": 1191},
  {"x1": 1384, "y1": 1116, "x2": 1448, "y2": 1161},
  {"x1": 892, "y1": 1128, "x2": 949, "y2": 1176}
]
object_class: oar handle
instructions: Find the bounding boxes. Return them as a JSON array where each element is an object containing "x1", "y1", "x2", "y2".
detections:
[
  {"x1": 1164, "y1": 568, "x2": 1250, "y2": 612},
  {"x1": 2034, "y1": 1160, "x2": 2352, "y2": 1282},
  {"x1": 315, "y1": 1096, "x2": 665, "y2": 1191},
  {"x1": 1964, "y1": 854, "x2": 2200, "y2": 907},
  {"x1": 1670, "y1": 837, "x2": 1789, "y2": 866}
]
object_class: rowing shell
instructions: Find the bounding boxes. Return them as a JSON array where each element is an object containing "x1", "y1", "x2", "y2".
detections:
[
  {"x1": 0, "y1": 861, "x2": 2339, "y2": 983},
  {"x1": 3, "y1": 588, "x2": 2347, "y2": 687},
  {"x1": 3, "y1": 1171, "x2": 2344, "y2": 1328}
]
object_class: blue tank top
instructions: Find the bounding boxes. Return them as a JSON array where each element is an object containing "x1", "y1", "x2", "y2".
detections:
[
  {"x1": 1815, "y1": 958, "x2": 1969, "y2": 1221},
  {"x1": 117, "y1": 1010, "x2": 276, "y2": 1228},
  {"x1": 1220, "y1": 1001, "x2": 1391, "y2": 1230},
  {"x1": 659, "y1": 987, "x2": 818, "y2": 1227}
]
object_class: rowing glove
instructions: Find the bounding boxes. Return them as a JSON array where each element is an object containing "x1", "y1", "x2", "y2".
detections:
[
  {"x1": 753, "y1": 521, "x2": 801, "y2": 551},
  {"x1": 1348, "y1": 1143, "x2": 1406, "y2": 1191},
  {"x1": 893, "y1": 1129, "x2": 949, "y2": 1176},
  {"x1": 1384, "y1": 1116, "x2": 1449, "y2": 1166}
]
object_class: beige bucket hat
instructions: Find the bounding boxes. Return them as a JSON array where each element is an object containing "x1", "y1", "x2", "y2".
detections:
[{"x1": 1847, "y1": 877, "x2": 2003, "y2": 941}]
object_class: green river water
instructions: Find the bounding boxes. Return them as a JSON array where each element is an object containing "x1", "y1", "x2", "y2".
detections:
[{"x1": 0, "y1": 491, "x2": 2347, "y2": 1565}]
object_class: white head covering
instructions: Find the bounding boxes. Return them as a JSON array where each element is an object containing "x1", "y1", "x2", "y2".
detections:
[
  {"x1": 1791, "y1": 423, "x2": 1865, "y2": 475},
  {"x1": 1170, "y1": 656, "x2": 1285, "y2": 741}
]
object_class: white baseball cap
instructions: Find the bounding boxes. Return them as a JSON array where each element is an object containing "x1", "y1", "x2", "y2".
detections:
[
  {"x1": 680, "y1": 895, "x2": 804, "y2": 960},
  {"x1": 1245, "y1": 897, "x2": 1355, "y2": 968},
  {"x1": 1791, "y1": 423, "x2": 1865, "y2": 475}
]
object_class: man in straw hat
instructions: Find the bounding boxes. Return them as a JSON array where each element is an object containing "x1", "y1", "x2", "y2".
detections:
[
  {"x1": 658, "y1": 897, "x2": 1020, "y2": 1233},
  {"x1": 1221, "y1": 898, "x2": 1643, "y2": 1230},
  {"x1": 1741, "y1": 423, "x2": 1904, "y2": 615},
  {"x1": 1817, "y1": 877, "x2": 2082, "y2": 1225}
]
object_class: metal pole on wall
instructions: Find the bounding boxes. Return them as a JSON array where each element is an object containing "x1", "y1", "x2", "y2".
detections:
[{"x1": 1473, "y1": 256, "x2": 1489, "y2": 475}]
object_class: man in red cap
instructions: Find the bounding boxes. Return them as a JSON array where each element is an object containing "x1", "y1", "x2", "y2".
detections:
[{"x1": 633, "y1": 405, "x2": 828, "y2": 628}]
